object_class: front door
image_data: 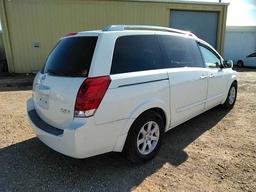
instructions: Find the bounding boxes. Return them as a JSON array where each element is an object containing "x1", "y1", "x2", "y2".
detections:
[
  {"x1": 246, "y1": 52, "x2": 256, "y2": 67},
  {"x1": 198, "y1": 44, "x2": 228, "y2": 109},
  {"x1": 157, "y1": 34, "x2": 208, "y2": 128},
  {"x1": 168, "y1": 68, "x2": 208, "y2": 127}
]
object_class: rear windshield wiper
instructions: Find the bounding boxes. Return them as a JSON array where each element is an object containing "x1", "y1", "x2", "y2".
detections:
[{"x1": 47, "y1": 69, "x2": 65, "y2": 76}]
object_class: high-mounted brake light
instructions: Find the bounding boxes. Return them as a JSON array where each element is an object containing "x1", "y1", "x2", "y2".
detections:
[
  {"x1": 74, "y1": 76, "x2": 111, "y2": 118},
  {"x1": 66, "y1": 32, "x2": 77, "y2": 36}
]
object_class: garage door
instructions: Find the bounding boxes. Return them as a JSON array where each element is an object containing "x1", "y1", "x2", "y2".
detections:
[{"x1": 170, "y1": 10, "x2": 218, "y2": 48}]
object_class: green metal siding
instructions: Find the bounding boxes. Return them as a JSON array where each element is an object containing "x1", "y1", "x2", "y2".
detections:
[
  {"x1": 0, "y1": 32, "x2": 3, "y2": 53},
  {"x1": 0, "y1": 31, "x2": 6, "y2": 62},
  {"x1": 0, "y1": 0, "x2": 228, "y2": 73}
]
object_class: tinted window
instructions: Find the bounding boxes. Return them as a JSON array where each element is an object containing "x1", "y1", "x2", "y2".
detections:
[
  {"x1": 248, "y1": 52, "x2": 256, "y2": 57},
  {"x1": 199, "y1": 45, "x2": 221, "y2": 68},
  {"x1": 111, "y1": 35, "x2": 163, "y2": 74},
  {"x1": 158, "y1": 35, "x2": 204, "y2": 68},
  {"x1": 42, "y1": 36, "x2": 97, "y2": 77}
]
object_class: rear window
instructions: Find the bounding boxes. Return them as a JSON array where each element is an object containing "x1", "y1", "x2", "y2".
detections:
[
  {"x1": 42, "y1": 36, "x2": 97, "y2": 77},
  {"x1": 111, "y1": 35, "x2": 163, "y2": 74}
]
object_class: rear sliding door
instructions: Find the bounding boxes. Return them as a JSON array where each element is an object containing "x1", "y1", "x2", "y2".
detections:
[{"x1": 158, "y1": 35, "x2": 208, "y2": 128}]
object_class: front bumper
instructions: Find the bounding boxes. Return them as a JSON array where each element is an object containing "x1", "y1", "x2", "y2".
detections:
[{"x1": 27, "y1": 98, "x2": 126, "y2": 158}]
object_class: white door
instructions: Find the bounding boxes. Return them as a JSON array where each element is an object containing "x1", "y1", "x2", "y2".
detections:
[
  {"x1": 157, "y1": 34, "x2": 208, "y2": 128},
  {"x1": 168, "y1": 68, "x2": 208, "y2": 127},
  {"x1": 245, "y1": 52, "x2": 256, "y2": 67},
  {"x1": 198, "y1": 44, "x2": 228, "y2": 109}
]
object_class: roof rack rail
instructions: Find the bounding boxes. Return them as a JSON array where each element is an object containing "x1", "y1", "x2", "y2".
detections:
[{"x1": 102, "y1": 25, "x2": 197, "y2": 37}]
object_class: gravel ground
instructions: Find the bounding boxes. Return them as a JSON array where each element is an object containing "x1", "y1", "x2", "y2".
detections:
[{"x1": 0, "y1": 68, "x2": 255, "y2": 192}]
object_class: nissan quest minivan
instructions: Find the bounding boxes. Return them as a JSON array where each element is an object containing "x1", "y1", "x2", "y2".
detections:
[{"x1": 27, "y1": 25, "x2": 237, "y2": 162}]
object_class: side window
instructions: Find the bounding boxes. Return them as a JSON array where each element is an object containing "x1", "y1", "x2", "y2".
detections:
[
  {"x1": 199, "y1": 45, "x2": 221, "y2": 68},
  {"x1": 111, "y1": 35, "x2": 163, "y2": 74},
  {"x1": 158, "y1": 35, "x2": 204, "y2": 68},
  {"x1": 247, "y1": 52, "x2": 256, "y2": 57}
]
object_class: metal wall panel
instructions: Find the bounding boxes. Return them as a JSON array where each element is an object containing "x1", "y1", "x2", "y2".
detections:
[
  {"x1": 224, "y1": 27, "x2": 256, "y2": 63},
  {"x1": 170, "y1": 10, "x2": 218, "y2": 48},
  {"x1": 0, "y1": 32, "x2": 4, "y2": 54},
  {"x1": 0, "y1": 0, "x2": 227, "y2": 73},
  {"x1": 0, "y1": 31, "x2": 6, "y2": 61}
]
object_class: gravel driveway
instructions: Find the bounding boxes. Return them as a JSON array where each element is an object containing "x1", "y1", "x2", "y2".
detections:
[{"x1": 0, "y1": 68, "x2": 255, "y2": 192}]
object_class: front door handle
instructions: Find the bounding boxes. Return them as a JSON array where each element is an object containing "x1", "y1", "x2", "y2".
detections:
[{"x1": 200, "y1": 75, "x2": 207, "y2": 80}]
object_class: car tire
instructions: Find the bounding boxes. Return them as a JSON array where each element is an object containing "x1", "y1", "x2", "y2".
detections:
[
  {"x1": 124, "y1": 110, "x2": 164, "y2": 163},
  {"x1": 222, "y1": 81, "x2": 237, "y2": 109},
  {"x1": 237, "y1": 60, "x2": 244, "y2": 68}
]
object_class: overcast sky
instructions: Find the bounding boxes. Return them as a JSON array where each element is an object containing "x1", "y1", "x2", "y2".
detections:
[
  {"x1": 0, "y1": 0, "x2": 255, "y2": 31},
  {"x1": 199, "y1": 0, "x2": 256, "y2": 26}
]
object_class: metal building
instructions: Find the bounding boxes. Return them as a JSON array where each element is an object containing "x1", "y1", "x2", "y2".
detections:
[
  {"x1": 0, "y1": 31, "x2": 8, "y2": 72},
  {"x1": 224, "y1": 26, "x2": 256, "y2": 64},
  {"x1": 0, "y1": 32, "x2": 3, "y2": 49},
  {"x1": 0, "y1": 32, "x2": 5, "y2": 58},
  {"x1": 0, "y1": 0, "x2": 228, "y2": 73}
]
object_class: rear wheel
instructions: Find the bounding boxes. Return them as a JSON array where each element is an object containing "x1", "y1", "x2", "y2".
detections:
[
  {"x1": 222, "y1": 81, "x2": 237, "y2": 109},
  {"x1": 124, "y1": 111, "x2": 164, "y2": 163}
]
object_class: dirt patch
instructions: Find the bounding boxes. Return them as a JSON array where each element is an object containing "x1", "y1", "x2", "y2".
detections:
[
  {"x1": 0, "y1": 68, "x2": 255, "y2": 191},
  {"x1": 0, "y1": 73, "x2": 33, "y2": 91}
]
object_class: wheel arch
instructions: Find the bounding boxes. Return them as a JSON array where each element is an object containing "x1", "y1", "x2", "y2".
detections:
[
  {"x1": 113, "y1": 101, "x2": 170, "y2": 152},
  {"x1": 237, "y1": 60, "x2": 244, "y2": 64},
  {"x1": 131, "y1": 107, "x2": 167, "y2": 131},
  {"x1": 122, "y1": 107, "x2": 167, "y2": 152},
  {"x1": 237, "y1": 60, "x2": 244, "y2": 66},
  {"x1": 221, "y1": 75, "x2": 238, "y2": 104}
]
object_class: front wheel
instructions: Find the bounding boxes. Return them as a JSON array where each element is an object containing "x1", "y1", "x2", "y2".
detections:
[
  {"x1": 222, "y1": 81, "x2": 237, "y2": 109},
  {"x1": 124, "y1": 111, "x2": 164, "y2": 163}
]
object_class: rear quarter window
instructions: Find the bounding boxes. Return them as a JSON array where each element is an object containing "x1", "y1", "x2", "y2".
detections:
[
  {"x1": 111, "y1": 35, "x2": 163, "y2": 74},
  {"x1": 42, "y1": 36, "x2": 97, "y2": 77}
]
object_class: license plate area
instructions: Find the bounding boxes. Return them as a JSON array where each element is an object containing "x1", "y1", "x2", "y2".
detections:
[
  {"x1": 36, "y1": 94, "x2": 49, "y2": 109},
  {"x1": 35, "y1": 84, "x2": 50, "y2": 110}
]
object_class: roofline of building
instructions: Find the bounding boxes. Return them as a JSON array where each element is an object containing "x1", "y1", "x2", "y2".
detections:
[
  {"x1": 226, "y1": 26, "x2": 256, "y2": 31},
  {"x1": 127, "y1": 0, "x2": 229, "y2": 5}
]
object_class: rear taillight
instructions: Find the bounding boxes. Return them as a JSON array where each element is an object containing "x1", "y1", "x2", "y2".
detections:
[{"x1": 74, "y1": 76, "x2": 111, "y2": 118}]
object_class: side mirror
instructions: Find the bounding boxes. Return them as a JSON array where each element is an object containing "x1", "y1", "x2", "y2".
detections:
[{"x1": 223, "y1": 60, "x2": 233, "y2": 68}]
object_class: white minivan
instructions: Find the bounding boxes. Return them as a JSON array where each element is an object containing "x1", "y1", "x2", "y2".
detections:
[{"x1": 27, "y1": 25, "x2": 237, "y2": 162}]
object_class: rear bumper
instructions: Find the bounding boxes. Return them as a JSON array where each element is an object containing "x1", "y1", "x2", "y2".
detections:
[
  {"x1": 28, "y1": 109, "x2": 64, "y2": 136},
  {"x1": 27, "y1": 98, "x2": 127, "y2": 159},
  {"x1": 27, "y1": 98, "x2": 82, "y2": 158}
]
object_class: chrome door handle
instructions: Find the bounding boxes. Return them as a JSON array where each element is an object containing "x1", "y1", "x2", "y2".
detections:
[
  {"x1": 200, "y1": 75, "x2": 207, "y2": 80},
  {"x1": 209, "y1": 74, "x2": 215, "y2": 78}
]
